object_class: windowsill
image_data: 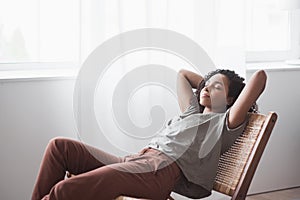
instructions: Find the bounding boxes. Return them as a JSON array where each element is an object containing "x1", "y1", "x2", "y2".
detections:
[
  {"x1": 0, "y1": 61, "x2": 299, "y2": 82},
  {"x1": 246, "y1": 61, "x2": 300, "y2": 72},
  {"x1": 0, "y1": 68, "x2": 79, "y2": 82}
]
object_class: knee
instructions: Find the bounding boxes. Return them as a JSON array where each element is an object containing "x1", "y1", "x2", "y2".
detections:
[
  {"x1": 46, "y1": 137, "x2": 70, "y2": 154},
  {"x1": 48, "y1": 137, "x2": 68, "y2": 145},
  {"x1": 50, "y1": 180, "x2": 73, "y2": 199}
]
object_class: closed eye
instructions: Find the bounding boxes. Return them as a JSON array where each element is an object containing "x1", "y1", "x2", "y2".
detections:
[
  {"x1": 214, "y1": 83, "x2": 223, "y2": 90},
  {"x1": 206, "y1": 81, "x2": 224, "y2": 90}
]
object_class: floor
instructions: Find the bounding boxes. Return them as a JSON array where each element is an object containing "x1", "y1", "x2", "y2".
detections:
[{"x1": 247, "y1": 187, "x2": 300, "y2": 200}]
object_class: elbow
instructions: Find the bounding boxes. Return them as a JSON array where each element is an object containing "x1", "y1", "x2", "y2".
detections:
[
  {"x1": 255, "y1": 70, "x2": 267, "y2": 92},
  {"x1": 178, "y1": 69, "x2": 186, "y2": 76},
  {"x1": 257, "y1": 69, "x2": 267, "y2": 79},
  {"x1": 178, "y1": 69, "x2": 188, "y2": 79}
]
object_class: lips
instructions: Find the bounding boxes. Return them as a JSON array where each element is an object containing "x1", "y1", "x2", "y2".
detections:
[{"x1": 201, "y1": 93, "x2": 210, "y2": 98}]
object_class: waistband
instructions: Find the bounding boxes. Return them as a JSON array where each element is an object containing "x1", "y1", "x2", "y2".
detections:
[{"x1": 139, "y1": 147, "x2": 162, "y2": 155}]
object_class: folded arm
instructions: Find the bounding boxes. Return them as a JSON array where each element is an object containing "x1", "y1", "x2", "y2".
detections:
[
  {"x1": 177, "y1": 69, "x2": 203, "y2": 113},
  {"x1": 228, "y1": 70, "x2": 267, "y2": 129}
]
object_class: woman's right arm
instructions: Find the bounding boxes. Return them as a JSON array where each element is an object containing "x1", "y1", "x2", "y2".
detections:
[{"x1": 177, "y1": 69, "x2": 203, "y2": 113}]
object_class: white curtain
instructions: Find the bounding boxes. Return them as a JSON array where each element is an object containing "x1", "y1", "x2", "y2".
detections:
[
  {"x1": 81, "y1": 0, "x2": 246, "y2": 73},
  {"x1": 76, "y1": 0, "x2": 246, "y2": 156}
]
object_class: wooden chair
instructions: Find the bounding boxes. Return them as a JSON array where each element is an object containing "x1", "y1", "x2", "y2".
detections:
[{"x1": 117, "y1": 112, "x2": 278, "y2": 200}]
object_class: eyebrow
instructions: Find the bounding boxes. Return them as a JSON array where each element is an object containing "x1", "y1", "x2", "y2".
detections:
[
  {"x1": 206, "y1": 80, "x2": 224, "y2": 86},
  {"x1": 214, "y1": 81, "x2": 224, "y2": 85}
]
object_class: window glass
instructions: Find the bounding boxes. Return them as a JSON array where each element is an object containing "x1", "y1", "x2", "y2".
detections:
[
  {"x1": 0, "y1": 0, "x2": 79, "y2": 63},
  {"x1": 246, "y1": 0, "x2": 290, "y2": 52}
]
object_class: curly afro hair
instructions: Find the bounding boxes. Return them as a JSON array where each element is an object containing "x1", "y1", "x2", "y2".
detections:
[{"x1": 194, "y1": 69, "x2": 258, "y2": 113}]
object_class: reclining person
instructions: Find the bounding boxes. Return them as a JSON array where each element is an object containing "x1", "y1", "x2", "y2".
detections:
[{"x1": 32, "y1": 68, "x2": 266, "y2": 200}]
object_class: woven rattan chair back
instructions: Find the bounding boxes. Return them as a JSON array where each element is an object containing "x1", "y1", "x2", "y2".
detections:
[{"x1": 213, "y1": 112, "x2": 277, "y2": 200}]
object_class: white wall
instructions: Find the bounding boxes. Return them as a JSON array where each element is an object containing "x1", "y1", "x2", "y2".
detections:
[
  {"x1": 0, "y1": 68, "x2": 299, "y2": 200},
  {"x1": 0, "y1": 78, "x2": 77, "y2": 200},
  {"x1": 247, "y1": 68, "x2": 300, "y2": 194}
]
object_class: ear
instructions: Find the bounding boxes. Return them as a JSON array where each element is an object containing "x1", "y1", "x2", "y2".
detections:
[{"x1": 227, "y1": 97, "x2": 234, "y2": 106}]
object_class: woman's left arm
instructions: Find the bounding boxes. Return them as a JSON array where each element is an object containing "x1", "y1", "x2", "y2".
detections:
[{"x1": 228, "y1": 70, "x2": 267, "y2": 129}]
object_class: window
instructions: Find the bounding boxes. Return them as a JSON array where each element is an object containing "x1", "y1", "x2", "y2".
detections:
[
  {"x1": 0, "y1": 0, "x2": 80, "y2": 67},
  {"x1": 2, "y1": 0, "x2": 298, "y2": 69},
  {"x1": 246, "y1": 0, "x2": 300, "y2": 62}
]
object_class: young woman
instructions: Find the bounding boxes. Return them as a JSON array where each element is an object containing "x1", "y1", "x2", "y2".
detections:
[{"x1": 31, "y1": 68, "x2": 266, "y2": 200}]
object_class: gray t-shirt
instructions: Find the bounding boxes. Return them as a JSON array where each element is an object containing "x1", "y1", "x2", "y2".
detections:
[{"x1": 147, "y1": 95, "x2": 247, "y2": 198}]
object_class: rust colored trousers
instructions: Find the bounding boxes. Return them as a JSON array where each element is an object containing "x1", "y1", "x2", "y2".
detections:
[{"x1": 31, "y1": 137, "x2": 181, "y2": 200}]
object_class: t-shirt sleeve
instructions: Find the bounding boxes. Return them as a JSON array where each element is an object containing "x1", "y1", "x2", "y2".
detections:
[
  {"x1": 181, "y1": 94, "x2": 200, "y2": 117},
  {"x1": 221, "y1": 109, "x2": 248, "y2": 154}
]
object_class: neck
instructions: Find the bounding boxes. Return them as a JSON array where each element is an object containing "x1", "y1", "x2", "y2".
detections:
[
  {"x1": 203, "y1": 107, "x2": 226, "y2": 114},
  {"x1": 203, "y1": 107, "x2": 212, "y2": 114}
]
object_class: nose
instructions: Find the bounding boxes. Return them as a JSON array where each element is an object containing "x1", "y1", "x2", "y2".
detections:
[{"x1": 203, "y1": 85, "x2": 209, "y2": 92}]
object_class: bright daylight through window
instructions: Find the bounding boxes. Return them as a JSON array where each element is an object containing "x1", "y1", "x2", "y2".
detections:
[
  {"x1": 246, "y1": 0, "x2": 300, "y2": 62},
  {"x1": 0, "y1": 0, "x2": 299, "y2": 66},
  {"x1": 0, "y1": 0, "x2": 79, "y2": 64}
]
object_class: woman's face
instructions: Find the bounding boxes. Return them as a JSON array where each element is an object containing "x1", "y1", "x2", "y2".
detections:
[{"x1": 199, "y1": 73, "x2": 232, "y2": 113}]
